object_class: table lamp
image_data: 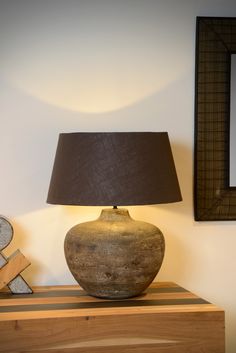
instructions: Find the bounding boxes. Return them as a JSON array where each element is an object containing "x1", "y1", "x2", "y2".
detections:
[{"x1": 47, "y1": 132, "x2": 182, "y2": 299}]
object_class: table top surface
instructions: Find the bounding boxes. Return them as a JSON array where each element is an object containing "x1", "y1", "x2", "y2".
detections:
[{"x1": 0, "y1": 282, "x2": 223, "y2": 321}]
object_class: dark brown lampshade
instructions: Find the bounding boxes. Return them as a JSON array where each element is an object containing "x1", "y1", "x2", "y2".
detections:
[{"x1": 47, "y1": 132, "x2": 182, "y2": 206}]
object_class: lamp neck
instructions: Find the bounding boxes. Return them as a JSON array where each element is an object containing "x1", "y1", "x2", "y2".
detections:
[{"x1": 99, "y1": 208, "x2": 132, "y2": 222}]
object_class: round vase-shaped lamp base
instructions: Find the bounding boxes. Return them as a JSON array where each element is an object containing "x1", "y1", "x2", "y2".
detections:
[{"x1": 64, "y1": 208, "x2": 165, "y2": 299}]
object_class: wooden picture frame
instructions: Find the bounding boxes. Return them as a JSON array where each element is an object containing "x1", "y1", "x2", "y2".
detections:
[{"x1": 194, "y1": 17, "x2": 236, "y2": 220}]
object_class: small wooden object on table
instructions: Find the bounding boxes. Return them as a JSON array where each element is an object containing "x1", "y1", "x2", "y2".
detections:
[
  {"x1": 0, "y1": 282, "x2": 224, "y2": 353},
  {"x1": 0, "y1": 216, "x2": 32, "y2": 294}
]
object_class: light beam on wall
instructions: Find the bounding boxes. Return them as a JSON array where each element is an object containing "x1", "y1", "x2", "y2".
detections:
[
  {"x1": 0, "y1": 1, "x2": 189, "y2": 113},
  {"x1": 3, "y1": 50, "x2": 186, "y2": 114}
]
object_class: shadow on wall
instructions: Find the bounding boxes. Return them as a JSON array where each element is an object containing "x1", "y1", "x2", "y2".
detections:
[{"x1": 161, "y1": 142, "x2": 193, "y2": 219}]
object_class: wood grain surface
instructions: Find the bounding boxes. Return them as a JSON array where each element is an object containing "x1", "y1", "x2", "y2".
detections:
[
  {"x1": 0, "y1": 250, "x2": 30, "y2": 290},
  {"x1": 0, "y1": 282, "x2": 225, "y2": 353}
]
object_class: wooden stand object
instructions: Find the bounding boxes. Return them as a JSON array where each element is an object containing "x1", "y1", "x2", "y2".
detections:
[
  {"x1": 0, "y1": 216, "x2": 32, "y2": 294},
  {"x1": 0, "y1": 282, "x2": 225, "y2": 353}
]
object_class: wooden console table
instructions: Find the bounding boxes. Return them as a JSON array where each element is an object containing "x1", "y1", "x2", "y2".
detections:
[{"x1": 0, "y1": 282, "x2": 224, "y2": 353}]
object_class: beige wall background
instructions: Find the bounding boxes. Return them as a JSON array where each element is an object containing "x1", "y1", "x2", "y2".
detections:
[{"x1": 1, "y1": 0, "x2": 236, "y2": 351}]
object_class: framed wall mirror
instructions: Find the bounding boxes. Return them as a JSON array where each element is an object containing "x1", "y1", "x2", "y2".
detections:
[{"x1": 194, "y1": 17, "x2": 236, "y2": 221}]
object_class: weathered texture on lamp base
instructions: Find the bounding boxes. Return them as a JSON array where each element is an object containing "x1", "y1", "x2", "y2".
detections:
[{"x1": 64, "y1": 208, "x2": 165, "y2": 299}]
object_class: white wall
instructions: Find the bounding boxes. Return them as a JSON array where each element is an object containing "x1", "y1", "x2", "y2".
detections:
[{"x1": 1, "y1": 0, "x2": 236, "y2": 351}]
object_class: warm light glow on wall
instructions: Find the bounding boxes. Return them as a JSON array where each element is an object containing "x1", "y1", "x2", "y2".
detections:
[
  {"x1": 0, "y1": 1, "x2": 189, "y2": 113},
  {"x1": 5, "y1": 60, "x2": 186, "y2": 114}
]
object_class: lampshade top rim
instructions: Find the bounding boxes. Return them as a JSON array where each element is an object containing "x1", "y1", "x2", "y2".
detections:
[{"x1": 58, "y1": 131, "x2": 168, "y2": 136}]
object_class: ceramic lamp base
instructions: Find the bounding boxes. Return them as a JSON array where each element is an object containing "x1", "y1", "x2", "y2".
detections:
[{"x1": 64, "y1": 208, "x2": 165, "y2": 299}]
